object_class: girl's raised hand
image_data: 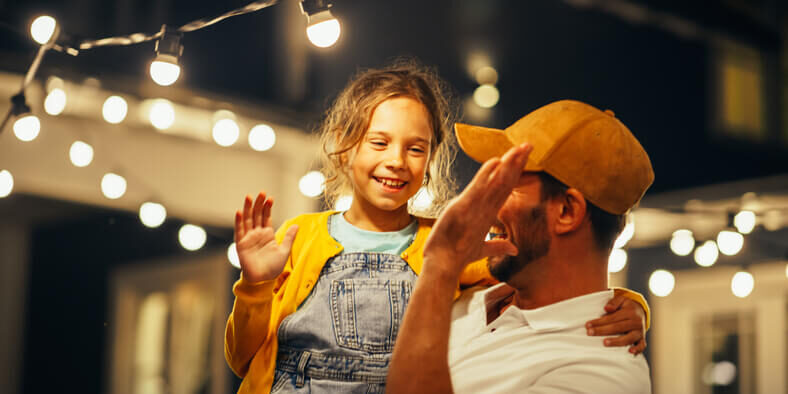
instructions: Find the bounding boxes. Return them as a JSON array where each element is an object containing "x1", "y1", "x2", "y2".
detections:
[
  {"x1": 234, "y1": 192, "x2": 299, "y2": 283},
  {"x1": 585, "y1": 295, "x2": 647, "y2": 355}
]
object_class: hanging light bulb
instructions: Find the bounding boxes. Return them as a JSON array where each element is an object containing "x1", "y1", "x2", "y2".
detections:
[
  {"x1": 44, "y1": 88, "x2": 67, "y2": 115},
  {"x1": 149, "y1": 25, "x2": 183, "y2": 86},
  {"x1": 694, "y1": 240, "x2": 719, "y2": 267},
  {"x1": 148, "y1": 99, "x2": 175, "y2": 130},
  {"x1": 30, "y1": 15, "x2": 58, "y2": 45},
  {"x1": 102, "y1": 96, "x2": 128, "y2": 124},
  {"x1": 10, "y1": 93, "x2": 40, "y2": 142},
  {"x1": 139, "y1": 202, "x2": 167, "y2": 228},
  {"x1": 0, "y1": 169, "x2": 13, "y2": 198},
  {"x1": 613, "y1": 214, "x2": 635, "y2": 249},
  {"x1": 248, "y1": 124, "x2": 276, "y2": 151},
  {"x1": 301, "y1": 0, "x2": 341, "y2": 48},
  {"x1": 731, "y1": 270, "x2": 754, "y2": 298},
  {"x1": 670, "y1": 229, "x2": 695, "y2": 256},
  {"x1": 179, "y1": 224, "x2": 206, "y2": 251},
  {"x1": 101, "y1": 173, "x2": 127, "y2": 200},
  {"x1": 733, "y1": 210, "x2": 756, "y2": 234},
  {"x1": 299, "y1": 171, "x2": 325, "y2": 197},
  {"x1": 69, "y1": 141, "x2": 94, "y2": 167},
  {"x1": 649, "y1": 269, "x2": 675, "y2": 297},
  {"x1": 717, "y1": 230, "x2": 744, "y2": 256},
  {"x1": 212, "y1": 112, "x2": 240, "y2": 147},
  {"x1": 228, "y1": 243, "x2": 241, "y2": 268},
  {"x1": 608, "y1": 248, "x2": 627, "y2": 273}
]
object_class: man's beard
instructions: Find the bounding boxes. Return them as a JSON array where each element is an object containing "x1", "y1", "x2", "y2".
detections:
[{"x1": 488, "y1": 203, "x2": 551, "y2": 282}]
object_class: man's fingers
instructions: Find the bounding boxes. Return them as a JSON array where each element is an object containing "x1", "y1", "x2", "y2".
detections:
[
  {"x1": 587, "y1": 319, "x2": 642, "y2": 337},
  {"x1": 604, "y1": 295, "x2": 628, "y2": 313},
  {"x1": 234, "y1": 210, "x2": 244, "y2": 242},
  {"x1": 252, "y1": 192, "x2": 266, "y2": 228},
  {"x1": 602, "y1": 331, "x2": 642, "y2": 347}
]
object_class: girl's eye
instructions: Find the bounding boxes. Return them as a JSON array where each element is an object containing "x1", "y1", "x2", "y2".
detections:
[
  {"x1": 370, "y1": 140, "x2": 387, "y2": 146},
  {"x1": 410, "y1": 146, "x2": 426, "y2": 153}
]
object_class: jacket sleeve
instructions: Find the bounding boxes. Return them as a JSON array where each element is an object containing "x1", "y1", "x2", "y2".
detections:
[
  {"x1": 612, "y1": 287, "x2": 651, "y2": 330},
  {"x1": 224, "y1": 218, "x2": 297, "y2": 377}
]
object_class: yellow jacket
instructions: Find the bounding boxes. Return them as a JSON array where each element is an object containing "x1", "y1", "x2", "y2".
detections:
[{"x1": 224, "y1": 210, "x2": 649, "y2": 394}]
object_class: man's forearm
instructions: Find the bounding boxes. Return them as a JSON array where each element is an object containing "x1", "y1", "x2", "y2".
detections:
[{"x1": 387, "y1": 257, "x2": 459, "y2": 394}]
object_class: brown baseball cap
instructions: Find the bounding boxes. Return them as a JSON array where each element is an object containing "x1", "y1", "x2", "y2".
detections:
[{"x1": 455, "y1": 99, "x2": 654, "y2": 215}]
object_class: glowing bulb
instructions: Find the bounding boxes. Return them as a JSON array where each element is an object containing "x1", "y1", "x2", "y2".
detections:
[
  {"x1": 30, "y1": 15, "x2": 57, "y2": 45},
  {"x1": 248, "y1": 124, "x2": 276, "y2": 151},
  {"x1": 44, "y1": 88, "x2": 66, "y2": 115},
  {"x1": 473, "y1": 84, "x2": 500, "y2": 108},
  {"x1": 299, "y1": 171, "x2": 325, "y2": 197},
  {"x1": 149, "y1": 99, "x2": 175, "y2": 130},
  {"x1": 334, "y1": 195, "x2": 353, "y2": 211},
  {"x1": 212, "y1": 118, "x2": 240, "y2": 147},
  {"x1": 694, "y1": 240, "x2": 719, "y2": 267},
  {"x1": 613, "y1": 216, "x2": 635, "y2": 249},
  {"x1": 0, "y1": 170, "x2": 13, "y2": 198},
  {"x1": 149, "y1": 60, "x2": 181, "y2": 86},
  {"x1": 733, "y1": 210, "x2": 755, "y2": 234},
  {"x1": 475, "y1": 66, "x2": 499, "y2": 85},
  {"x1": 179, "y1": 224, "x2": 206, "y2": 251},
  {"x1": 13, "y1": 114, "x2": 41, "y2": 142},
  {"x1": 102, "y1": 96, "x2": 128, "y2": 124},
  {"x1": 101, "y1": 173, "x2": 127, "y2": 200},
  {"x1": 670, "y1": 229, "x2": 695, "y2": 256},
  {"x1": 411, "y1": 187, "x2": 435, "y2": 212},
  {"x1": 731, "y1": 271, "x2": 754, "y2": 298},
  {"x1": 717, "y1": 230, "x2": 744, "y2": 256},
  {"x1": 228, "y1": 243, "x2": 240, "y2": 268},
  {"x1": 139, "y1": 202, "x2": 167, "y2": 228},
  {"x1": 608, "y1": 248, "x2": 627, "y2": 273},
  {"x1": 649, "y1": 269, "x2": 675, "y2": 297},
  {"x1": 785, "y1": 263, "x2": 788, "y2": 279},
  {"x1": 306, "y1": 11, "x2": 341, "y2": 48},
  {"x1": 69, "y1": 141, "x2": 94, "y2": 167}
]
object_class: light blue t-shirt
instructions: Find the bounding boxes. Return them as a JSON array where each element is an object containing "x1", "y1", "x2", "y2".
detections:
[{"x1": 328, "y1": 212, "x2": 418, "y2": 255}]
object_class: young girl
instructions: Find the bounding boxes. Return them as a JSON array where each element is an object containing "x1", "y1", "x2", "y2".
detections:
[{"x1": 225, "y1": 61, "x2": 648, "y2": 394}]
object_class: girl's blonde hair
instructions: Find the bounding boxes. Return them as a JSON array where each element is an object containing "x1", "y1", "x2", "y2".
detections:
[{"x1": 319, "y1": 59, "x2": 457, "y2": 217}]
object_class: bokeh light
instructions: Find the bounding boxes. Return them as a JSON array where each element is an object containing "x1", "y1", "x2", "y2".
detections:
[
  {"x1": 608, "y1": 248, "x2": 627, "y2": 273},
  {"x1": 102, "y1": 96, "x2": 128, "y2": 124},
  {"x1": 694, "y1": 240, "x2": 719, "y2": 267},
  {"x1": 44, "y1": 88, "x2": 67, "y2": 115},
  {"x1": 248, "y1": 124, "x2": 276, "y2": 151},
  {"x1": 731, "y1": 271, "x2": 754, "y2": 298},
  {"x1": 0, "y1": 170, "x2": 14, "y2": 198},
  {"x1": 299, "y1": 171, "x2": 325, "y2": 197},
  {"x1": 149, "y1": 99, "x2": 175, "y2": 130},
  {"x1": 733, "y1": 210, "x2": 756, "y2": 234},
  {"x1": 717, "y1": 230, "x2": 743, "y2": 256},
  {"x1": 139, "y1": 202, "x2": 167, "y2": 228},
  {"x1": 69, "y1": 141, "x2": 94, "y2": 167},
  {"x1": 101, "y1": 173, "x2": 127, "y2": 200},
  {"x1": 13, "y1": 114, "x2": 41, "y2": 142},
  {"x1": 228, "y1": 243, "x2": 240, "y2": 269},
  {"x1": 649, "y1": 269, "x2": 675, "y2": 297},
  {"x1": 473, "y1": 84, "x2": 500, "y2": 108},
  {"x1": 334, "y1": 195, "x2": 353, "y2": 211},
  {"x1": 670, "y1": 229, "x2": 695, "y2": 256},
  {"x1": 178, "y1": 224, "x2": 206, "y2": 251},
  {"x1": 212, "y1": 118, "x2": 240, "y2": 147}
]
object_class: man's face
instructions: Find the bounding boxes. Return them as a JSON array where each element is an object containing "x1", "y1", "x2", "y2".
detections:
[{"x1": 487, "y1": 173, "x2": 552, "y2": 282}]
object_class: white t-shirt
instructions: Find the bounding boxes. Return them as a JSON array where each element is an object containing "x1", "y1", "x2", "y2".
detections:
[{"x1": 448, "y1": 284, "x2": 652, "y2": 394}]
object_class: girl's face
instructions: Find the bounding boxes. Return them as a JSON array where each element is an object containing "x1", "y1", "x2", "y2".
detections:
[{"x1": 348, "y1": 96, "x2": 433, "y2": 214}]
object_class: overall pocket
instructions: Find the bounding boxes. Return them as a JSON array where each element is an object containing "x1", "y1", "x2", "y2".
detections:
[{"x1": 330, "y1": 279, "x2": 413, "y2": 353}]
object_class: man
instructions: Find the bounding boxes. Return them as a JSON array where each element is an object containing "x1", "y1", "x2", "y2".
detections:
[{"x1": 387, "y1": 100, "x2": 654, "y2": 393}]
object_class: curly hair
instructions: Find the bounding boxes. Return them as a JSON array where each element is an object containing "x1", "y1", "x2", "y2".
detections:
[{"x1": 318, "y1": 58, "x2": 458, "y2": 217}]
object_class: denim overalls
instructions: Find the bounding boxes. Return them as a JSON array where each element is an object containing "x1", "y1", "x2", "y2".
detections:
[{"x1": 271, "y1": 250, "x2": 417, "y2": 393}]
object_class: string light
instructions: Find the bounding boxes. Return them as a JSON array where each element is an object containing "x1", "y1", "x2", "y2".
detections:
[
  {"x1": 30, "y1": 15, "x2": 58, "y2": 45},
  {"x1": 101, "y1": 173, "x2": 127, "y2": 199},
  {"x1": 716, "y1": 230, "x2": 743, "y2": 256},
  {"x1": 179, "y1": 224, "x2": 207, "y2": 251},
  {"x1": 613, "y1": 215, "x2": 635, "y2": 249},
  {"x1": 228, "y1": 243, "x2": 241, "y2": 268},
  {"x1": 733, "y1": 210, "x2": 756, "y2": 234},
  {"x1": 69, "y1": 141, "x2": 94, "y2": 167},
  {"x1": 694, "y1": 240, "x2": 719, "y2": 267},
  {"x1": 148, "y1": 99, "x2": 175, "y2": 130},
  {"x1": 10, "y1": 93, "x2": 41, "y2": 142},
  {"x1": 299, "y1": 171, "x2": 325, "y2": 197},
  {"x1": 212, "y1": 118, "x2": 240, "y2": 147},
  {"x1": 473, "y1": 84, "x2": 500, "y2": 108},
  {"x1": 670, "y1": 229, "x2": 695, "y2": 256},
  {"x1": 149, "y1": 25, "x2": 183, "y2": 86},
  {"x1": 102, "y1": 96, "x2": 128, "y2": 124},
  {"x1": 139, "y1": 202, "x2": 167, "y2": 228},
  {"x1": 43, "y1": 88, "x2": 67, "y2": 115},
  {"x1": 334, "y1": 195, "x2": 353, "y2": 211},
  {"x1": 0, "y1": 170, "x2": 13, "y2": 198},
  {"x1": 248, "y1": 124, "x2": 276, "y2": 151},
  {"x1": 730, "y1": 270, "x2": 754, "y2": 298},
  {"x1": 301, "y1": 0, "x2": 341, "y2": 48},
  {"x1": 608, "y1": 248, "x2": 627, "y2": 273},
  {"x1": 649, "y1": 269, "x2": 675, "y2": 297}
]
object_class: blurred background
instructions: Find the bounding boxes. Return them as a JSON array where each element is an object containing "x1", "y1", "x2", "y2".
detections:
[{"x1": 0, "y1": 0, "x2": 786, "y2": 393}]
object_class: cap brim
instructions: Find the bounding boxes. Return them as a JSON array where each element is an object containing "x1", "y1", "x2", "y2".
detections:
[{"x1": 455, "y1": 123, "x2": 513, "y2": 164}]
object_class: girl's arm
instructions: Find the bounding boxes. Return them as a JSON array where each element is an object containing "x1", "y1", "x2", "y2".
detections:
[
  {"x1": 586, "y1": 289, "x2": 649, "y2": 355},
  {"x1": 224, "y1": 192, "x2": 298, "y2": 376}
]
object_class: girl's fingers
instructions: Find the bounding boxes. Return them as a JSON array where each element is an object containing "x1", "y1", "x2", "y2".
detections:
[
  {"x1": 262, "y1": 197, "x2": 274, "y2": 228},
  {"x1": 252, "y1": 192, "x2": 266, "y2": 228},
  {"x1": 242, "y1": 195, "x2": 254, "y2": 233},
  {"x1": 234, "y1": 210, "x2": 244, "y2": 242}
]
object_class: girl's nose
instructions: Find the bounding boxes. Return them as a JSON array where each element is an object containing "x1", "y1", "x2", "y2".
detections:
[{"x1": 385, "y1": 151, "x2": 406, "y2": 169}]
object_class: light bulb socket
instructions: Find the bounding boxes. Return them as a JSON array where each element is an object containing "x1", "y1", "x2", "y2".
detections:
[
  {"x1": 300, "y1": 0, "x2": 334, "y2": 19},
  {"x1": 11, "y1": 93, "x2": 32, "y2": 116},
  {"x1": 154, "y1": 25, "x2": 183, "y2": 61}
]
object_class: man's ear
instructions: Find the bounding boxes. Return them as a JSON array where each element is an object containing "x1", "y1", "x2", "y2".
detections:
[{"x1": 553, "y1": 188, "x2": 587, "y2": 235}]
